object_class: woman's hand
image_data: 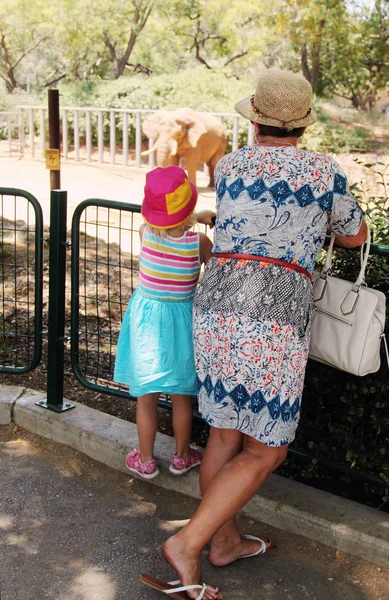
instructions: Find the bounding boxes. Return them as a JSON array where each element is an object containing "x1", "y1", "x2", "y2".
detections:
[{"x1": 196, "y1": 210, "x2": 217, "y2": 228}]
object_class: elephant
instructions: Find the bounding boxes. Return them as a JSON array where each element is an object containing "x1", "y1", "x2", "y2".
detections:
[{"x1": 141, "y1": 107, "x2": 228, "y2": 187}]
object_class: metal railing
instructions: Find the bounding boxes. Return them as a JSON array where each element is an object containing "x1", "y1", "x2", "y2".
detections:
[
  {"x1": 0, "y1": 188, "x2": 43, "y2": 372},
  {"x1": 15, "y1": 106, "x2": 254, "y2": 167},
  {"x1": 71, "y1": 198, "x2": 142, "y2": 397},
  {"x1": 0, "y1": 112, "x2": 25, "y2": 157}
]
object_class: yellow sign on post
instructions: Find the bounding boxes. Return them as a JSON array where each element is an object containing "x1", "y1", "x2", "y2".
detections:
[{"x1": 45, "y1": 149, "x2": 60, "y2": 170}]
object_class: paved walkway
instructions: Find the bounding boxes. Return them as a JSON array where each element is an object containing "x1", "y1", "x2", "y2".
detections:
[
  {"x1": 1, "y1": 425, "x2": 388, "y2": 600},
  {"x1": 0, "y1": 157, "x2": 216, "y2": 229}
]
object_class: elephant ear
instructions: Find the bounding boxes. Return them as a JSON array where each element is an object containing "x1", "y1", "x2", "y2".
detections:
[
  {"x1": 177, "y1": 116, "x2": 207, "y2": 148},
  {"x1": 142, "y1": 111, "x2": 167, "y2": 139}
]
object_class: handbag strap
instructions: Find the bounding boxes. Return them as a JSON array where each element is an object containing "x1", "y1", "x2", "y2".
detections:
[
  {"x1": 322, "y1": 226, "x2": 371, "y2": 288},
  {"x1": 382, "y1": 335, "x2": 389, "y2": 369}
]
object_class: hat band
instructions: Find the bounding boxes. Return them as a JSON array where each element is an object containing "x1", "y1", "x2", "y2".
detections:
[{"x1": 250, "y1": 95, "x2": 312, "y2": 128}]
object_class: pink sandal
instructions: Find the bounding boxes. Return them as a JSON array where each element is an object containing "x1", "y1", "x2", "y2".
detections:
[
  {"x1": 125, "y1": 449, "x2": 160, "y2": 480},
  {"x1": 169, "y1": 448, "x2": 203, "y2": 476}
]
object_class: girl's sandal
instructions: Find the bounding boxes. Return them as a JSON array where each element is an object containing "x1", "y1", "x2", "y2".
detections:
[{"x1": 141, "y1": 574, "x2": 220, "y2": 600}]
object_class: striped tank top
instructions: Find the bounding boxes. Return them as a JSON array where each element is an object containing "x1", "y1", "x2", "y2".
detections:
[{"x1": 138, "y1": 226, "x2": 201, "y2": 301}]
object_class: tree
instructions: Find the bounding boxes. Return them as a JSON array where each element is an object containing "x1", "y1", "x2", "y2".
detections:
[
  {"x1": 100, "y1": 0, "x2": 155, "y2": 79},
  {"x1": 274, "y1": 0, "x2": 349, "y2": 93},
  {"x1": 157, "y1": 0, "x2": 277, "y2": 78},
  {"x1": 0, "y1": 0, "x2": 49, "y2": 92},
  {"x1": 319, "y1": 0, "x2": 389, "y2": 109}
]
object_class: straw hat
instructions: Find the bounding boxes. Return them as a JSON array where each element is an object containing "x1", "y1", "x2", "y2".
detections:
[
  {"x1": 235, "y1": 69, "x2": 317, "y2": 130},
  {"x1": 142, "y1": 166, "x2": 198, "y2": 229}
]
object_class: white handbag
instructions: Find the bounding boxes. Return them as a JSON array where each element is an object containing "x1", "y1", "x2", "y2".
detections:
[{"x1": 309, "y1": 227, "x2": 388, "y2": 376}]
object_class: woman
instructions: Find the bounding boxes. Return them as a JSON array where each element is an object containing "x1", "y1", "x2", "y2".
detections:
[{"x1": 143, "y1": 70, "x2": 367, "y2": 600}]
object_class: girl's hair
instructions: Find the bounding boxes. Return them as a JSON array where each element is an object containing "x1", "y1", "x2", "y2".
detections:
[{"x1": 148, "y1": 212, "x2": 197, "y2": 239}]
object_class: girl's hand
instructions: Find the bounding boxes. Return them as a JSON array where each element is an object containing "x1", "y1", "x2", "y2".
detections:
[{"x1": 196, "y1": 210, "x2": 217, "y2": 228}]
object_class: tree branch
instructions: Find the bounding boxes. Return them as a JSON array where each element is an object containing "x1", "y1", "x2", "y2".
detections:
[
  {"x1": 11, "y1": 36, "x2": 48, "y2": 71},
  {"x1": 224, "y1": 49, "x2": 249, "y2": 67},
  {"x1": 44, "y1": 73, "x2": 67, "y2": 87}
]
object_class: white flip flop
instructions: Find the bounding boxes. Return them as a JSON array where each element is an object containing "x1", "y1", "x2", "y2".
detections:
[
  {"x1": 239, "y1": 535, "x2": 273, "y2": 559},
  {"x1": 141, "y1": 574, "x2": 215, "y2": 600},
  {"x1": 166, "y1": 581, "x2": 207, "y2": 599}
]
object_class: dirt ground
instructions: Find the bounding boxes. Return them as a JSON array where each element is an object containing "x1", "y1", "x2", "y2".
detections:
[{"x1": 1, "y1": 425, "x2": 389, "y2": 600}]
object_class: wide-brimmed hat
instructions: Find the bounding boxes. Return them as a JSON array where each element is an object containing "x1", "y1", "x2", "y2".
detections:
[
  {"x1": 142, "y1": 166, "x2": 198, "y2": 229},
  {"x1": 235, "y1": 69, "x2": 317, "y2": 130}
]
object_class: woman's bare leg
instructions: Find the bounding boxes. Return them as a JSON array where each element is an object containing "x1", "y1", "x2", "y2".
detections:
[
  {"x1": 171, "y1": 394, "x2": 193, "y2": 461},
  {"x1": 199, "y1": 427, "x2": 274, "y2": 566},
  {"x1": 136, "y1": 393, "x2": 160, "y2": 462},
  {"x1": 163, "y1": 436, "x2": 288, "y2": 599},
  {"x1": 199, "y1": 428, "x2": 245, "y2": 564}
]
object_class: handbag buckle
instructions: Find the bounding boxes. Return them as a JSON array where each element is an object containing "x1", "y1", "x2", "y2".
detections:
[
  {"x1": 340, "y1": 285, "x2": 360, "y2": 315},
  {"x1": 312, "y1": 275, "x2": 327, "y2": 302}
]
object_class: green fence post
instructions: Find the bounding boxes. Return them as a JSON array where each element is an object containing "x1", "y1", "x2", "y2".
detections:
[{"x1": 36, "y1": 190, "x2": 74, "y2": 412}]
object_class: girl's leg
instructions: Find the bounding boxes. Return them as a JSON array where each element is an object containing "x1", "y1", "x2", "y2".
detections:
[
  {"x1": 170, "y1": 394, "x2": 193, "y2": 459},
  {"x1": 163, "y1": 436, "x2": 288, "y2": 599},
  {"x1": 136, "y1": 393, "x2": 160, "y2": 462}
]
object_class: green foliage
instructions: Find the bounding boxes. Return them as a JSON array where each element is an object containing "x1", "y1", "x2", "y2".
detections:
[
  {"x1": 1, "y1": 0, "x2": 388, "y2": 116},
  {"x1": 58, "y1": 69, "x2": 251, "y2": 112},
  {"x1": 50, "y1": 70, "x2": 252, "y2": 150},
  {"x1": 46, "y1": 74, "x2": 378, "y2": 154}
]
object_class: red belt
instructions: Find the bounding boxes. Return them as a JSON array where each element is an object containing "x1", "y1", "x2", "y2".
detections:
[{"x1": 213, "y1": 253, "x2": 312, "y2": 280}]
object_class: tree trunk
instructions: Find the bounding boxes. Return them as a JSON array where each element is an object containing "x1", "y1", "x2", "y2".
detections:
[
  {"x1": 106, "y1": 1, "x2": 154, "y2": 79},
  {"x1": 301, "y1": 18, "x2": 325, "y2": 93},
  {"x1": 301, "y1": 45, "x2": 311, "y2": 83}
]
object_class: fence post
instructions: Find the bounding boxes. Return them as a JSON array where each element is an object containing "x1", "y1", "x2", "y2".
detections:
[
  {"x1": 123, "y1": 112, "x2": 128, "y2": 166},
  {"x1": 36, "y1": 190, "x2": 74, "y2": 412},
  {"x1": 135, "y1": 112, "x2": 141, "y2": 167},
  {"x1": 48, "y1": 90, "x2": 61, "y2": 190}
]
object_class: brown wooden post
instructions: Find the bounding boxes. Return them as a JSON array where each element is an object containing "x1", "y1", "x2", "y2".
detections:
[{"x1": 48, "y1": 90, "x2": 61, "y2": 190}]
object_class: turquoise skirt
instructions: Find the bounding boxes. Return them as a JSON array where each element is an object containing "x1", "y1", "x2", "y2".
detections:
[{"x1": 114, "y1": 290, "x2": 197, "y2": 397}]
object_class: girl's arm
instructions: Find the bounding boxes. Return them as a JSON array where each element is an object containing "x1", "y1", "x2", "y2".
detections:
[
  {"x1": 139, "y1": 223, "x2": 145, "y2": 243},
  {"x1": 199, "y1": 233, "x2": 213, "y2": 265},
  {"x1": 195, "y1": 210, "x2": 216, "y2": 228}
]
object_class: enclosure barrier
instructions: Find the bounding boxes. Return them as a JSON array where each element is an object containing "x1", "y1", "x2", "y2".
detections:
[
  {"x1": 0, "y1": 188, "x2": 43, "y2": 372},
  {"x1": 1, "y1": 188, "x2": 389, "y2": 493},
  {"x1": 14, "y1": 105, "x2": 253, "y2": 167}
]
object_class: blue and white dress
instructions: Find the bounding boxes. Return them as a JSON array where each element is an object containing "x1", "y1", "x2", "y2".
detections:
[{"x1": 194, "y1": 146, "x2": 364, "y2": 446}]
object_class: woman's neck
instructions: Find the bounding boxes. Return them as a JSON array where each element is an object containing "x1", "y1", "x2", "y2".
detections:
[{"x1": 255, "y1": 135, "x2": 299, "y2": 147}]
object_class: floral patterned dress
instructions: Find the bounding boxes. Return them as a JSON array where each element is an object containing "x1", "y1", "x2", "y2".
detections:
[{"x1": 194, "y1": 145, "x2": 364, "y2": 446}]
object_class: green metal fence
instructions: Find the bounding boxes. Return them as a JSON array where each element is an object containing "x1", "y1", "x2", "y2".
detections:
[{"x1": 0, "y1": 188, "x2": 43, "y2": 373}]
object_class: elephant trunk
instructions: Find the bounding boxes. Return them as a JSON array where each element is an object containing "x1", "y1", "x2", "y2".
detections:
[{"x1": 157, "y1": 141, "x2": 175, "y2": 167}]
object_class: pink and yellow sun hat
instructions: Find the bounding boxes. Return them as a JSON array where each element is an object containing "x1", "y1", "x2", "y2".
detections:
[{"x1": 142, "y1": 166, "x2": 198, "y2": 230}]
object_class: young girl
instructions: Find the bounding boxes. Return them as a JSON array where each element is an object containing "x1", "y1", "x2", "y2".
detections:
[{"x1": 114, "y1": 166, "x2": 214, "y2": 480}]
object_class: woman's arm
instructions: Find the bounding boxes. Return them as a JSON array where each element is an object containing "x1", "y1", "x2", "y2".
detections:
[
  {"x1": 333, "y1": 220, "x2": 367, "y2": 249},
  {"x1": 199, "y1": 233, "x2": 213, "y2": 265}
]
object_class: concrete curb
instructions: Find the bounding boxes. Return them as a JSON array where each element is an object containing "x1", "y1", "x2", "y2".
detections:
[
  {"x1": 0, "y1": 385, "x2": 25, "y2": 424},
  {"x1": 1, "y1": 384, "x2": 388, "y2": 568}
]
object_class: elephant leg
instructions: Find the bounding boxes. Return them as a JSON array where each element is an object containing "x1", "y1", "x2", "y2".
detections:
[
  {"x1": 184, "y1": 149, "x2": 198, "y2": 186},
  {"x1": 208, "y1": 147, "x2": 226, "y2": 188},
  {"x1": 206, "y1": 162, "x2": 215, "y2": 188}
]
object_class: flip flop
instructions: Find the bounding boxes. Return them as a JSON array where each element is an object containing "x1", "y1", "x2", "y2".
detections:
[
  {"x1": 239, "y1": 535, "x2": 274, "y2": 559},
  {"x1": 140, "y1": 574, "x2": 209, "y2": 599}
]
